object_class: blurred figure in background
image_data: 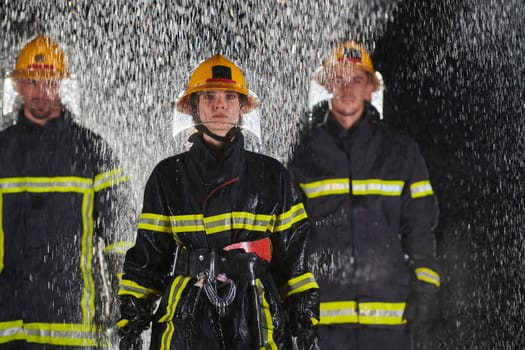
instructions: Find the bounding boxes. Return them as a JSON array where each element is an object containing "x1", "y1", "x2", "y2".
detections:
[
  {"x1": 0, "y1": 34, "x2": 133, "y2": 349},
  {"x1": 288, "y1": 40, "x2": 440, "y2": 349}
]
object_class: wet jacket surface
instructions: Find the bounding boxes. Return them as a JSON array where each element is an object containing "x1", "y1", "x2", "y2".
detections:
[
  {"x1": 0, "y1": 112, "x2": 129, "y2": 348},
  {"x1": 119, "y1": 132, "x2": 318, "y2": 349},
  {"x1": 288, "y1": 105, "x2": 439, "y2": 329}
]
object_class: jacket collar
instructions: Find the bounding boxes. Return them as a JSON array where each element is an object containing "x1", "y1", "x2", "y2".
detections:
[
  {"x1": 187, "y1": 130, "x2": 245, "y2": 184},
  {"x1": 324, "y1": 102, "x2": 377, "y2": 147},
  {"x1": 16, "y1": 108, "x2": 70, "y2": 134}
]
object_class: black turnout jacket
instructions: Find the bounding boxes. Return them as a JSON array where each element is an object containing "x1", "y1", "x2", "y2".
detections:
[
  {"x1": 288, "y1": 104, "x2": 439, "y2": 329},
  {"x1": 0, "y1": 111, "x2": 130, "y2": 348},
  {"x1": 119, "y1": 131, "x2": 319, "y2": 349}
]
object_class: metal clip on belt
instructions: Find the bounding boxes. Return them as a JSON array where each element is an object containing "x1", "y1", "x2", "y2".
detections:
[{"x1": 202, "y1": 250, "x2": 237, "y2": 318}]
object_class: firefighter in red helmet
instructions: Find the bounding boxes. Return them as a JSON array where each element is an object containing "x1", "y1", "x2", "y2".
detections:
[
  {"x1": 117, "y1": 54, "x2": 320, "y2": 349},
  {"x1": 289, "y1": 40, "x2": 441, "y2": 349}
]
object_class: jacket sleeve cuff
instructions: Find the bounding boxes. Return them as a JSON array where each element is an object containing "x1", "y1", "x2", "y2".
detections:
[
  {"x1": 281, "y1": 272, "x2": 320, "y2": 299},
  {"x1": 415, "y1": 267, "x2": 440, "y2": 288},
  {"x1": 118, "y1": 278, "x2": 162, "y2": 299}
]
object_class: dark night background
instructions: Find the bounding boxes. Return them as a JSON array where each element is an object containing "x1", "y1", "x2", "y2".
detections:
[{"x1": 375, "y1": 0, "x2": 525, "y2": 348}]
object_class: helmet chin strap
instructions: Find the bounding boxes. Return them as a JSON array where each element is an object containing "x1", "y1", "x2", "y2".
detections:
[{"x1": 196, "y1": 123, "x2": 241, "y2": 143}]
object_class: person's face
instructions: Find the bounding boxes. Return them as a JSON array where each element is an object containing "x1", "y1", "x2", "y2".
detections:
[
  {"x1": 16, "y1": 78, "x2": 62, "y2": 125},
  {"x1": 326, "y1": 66, "x2": 375, "y2": 129},
  {"x1": 197, "y1": 90, "x2": 242, "y2": 137}
]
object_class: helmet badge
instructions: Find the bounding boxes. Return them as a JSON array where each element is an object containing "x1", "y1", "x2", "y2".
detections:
[
  {"x1": 208, "y1": 65, "x2": 236, "y2": 84},
  {"x1": 340, "y1": 47, "x2": 362, "y2": 64},
  {"x1": 35, "y1": 53, "x2": 46, "y2": 62}
]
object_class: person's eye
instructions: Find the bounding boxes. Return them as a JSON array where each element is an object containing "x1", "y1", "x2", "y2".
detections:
[
  {"x1": 225, "y1": 94, "x2": 238, "y2": 100},
  {"x1": 202, "y1": 94, "x2": 213, "y2": 100}
]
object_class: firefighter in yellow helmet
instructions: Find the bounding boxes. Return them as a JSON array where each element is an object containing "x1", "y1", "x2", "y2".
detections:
[
  {"x1": 0, "y1": 35, "x2": 132, "y2": 348},
  {"x1": 289, "y1": 40, "x2": 440, "y2": 349},
  {"x1": 117, "y1": 54, "x2": 320, "y2": 349}
]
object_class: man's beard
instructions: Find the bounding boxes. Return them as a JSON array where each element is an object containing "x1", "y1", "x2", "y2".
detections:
[{"x1": 29, "y1": 98, "x2": 55, "y2": 119}]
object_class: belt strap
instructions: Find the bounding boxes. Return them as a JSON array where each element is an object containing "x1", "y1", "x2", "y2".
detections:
[{"x1": 172, "y1": 245, "x2": 268, "y2": 280}]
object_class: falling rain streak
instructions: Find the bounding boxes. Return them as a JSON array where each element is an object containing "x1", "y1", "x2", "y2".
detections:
[{"x1": 1, "y1": 0, "x2": 524, "y2": 349}]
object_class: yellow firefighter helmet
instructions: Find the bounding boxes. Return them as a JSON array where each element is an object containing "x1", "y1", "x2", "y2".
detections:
[
  {"x1": 176, "y1": 54, "x2": 257, "y2": 115},
  {"x1": 9, "y1": 34, "x2": 70, "y2": 80},
  {"x1": 314, "y1": 40, "x2": 380, "y2": 90}
]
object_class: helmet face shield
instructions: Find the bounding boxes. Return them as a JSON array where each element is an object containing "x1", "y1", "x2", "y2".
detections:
[
  {"x1": 173, "y1": 54, "x2": 261, "y2": 142},
  {"x1": 314, "y1": 40, "x2": 380, "y2": 91},
  {"x1": 3, "y1": 35, "x2": 79, "y2": 117},
  {"x1": 172, "y1": 89, "x2": 261, "y2": 141},
  {"x1": 3, "y1": 75, "x2": 80, "y2": 117},
  {"x1": 176, "y1": 54, "x2": 258, "y2": 115}
]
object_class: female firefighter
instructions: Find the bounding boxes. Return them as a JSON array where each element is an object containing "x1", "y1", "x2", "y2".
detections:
[{"x1": 116, "y1": 54, "x2": 320, "y2": 350}]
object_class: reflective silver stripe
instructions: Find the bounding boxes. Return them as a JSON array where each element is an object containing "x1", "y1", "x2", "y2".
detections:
[
  {"x1": 204, "y1": 212, "x2": 273, "y2": 234},
  {"x1": 352, "y1": 180, "x2": 404, "y2": 196},
  {"x1": 410, "y1": 180, "x2": 434, "y2": 198},
  {"x1": 300, "y1": 178, "x2": 405, "y2": 199},
  {"x1": 93, "y1": 168, "x2": 128, "y2": 191},
  {"x1": 80, "y1": 191, "x2": 96, "y2": 324},
  {"x1": 0, "y1": 177, "x2": 92, "y2": 193},
  {"x1": 257, "y1": 280, "x2": 277, "y2": 349},
  {"x1": 138, "y1": 205, "x2": 306, "y2": 236},
  {"x1": 0, "y1": 321, "x2": 98, "y2": 346},
  {"x1": 138, "y1": 213, "x2": 173, "y2": 233},
  {"x1": 320, "y1": 301, "x2": 406, "y2": 325},
  {"x1": 299, "y1": 179, "x2": 350, "y2": 199},
  {"x1": 284, "y1": 272, "x2": 319, "y2": 298},
  {"x1": 118, "y1": 279, "x2": 162, "y2": 299},
  {"x1": 273, "y1": 203, "x2": 308, "y2": 232},
  {"x1": 415, "y1": 267, "x2": 440, "y2": 287},
  {"x1": 158, "y1": 276, "x2": 191, "y2": 322}
]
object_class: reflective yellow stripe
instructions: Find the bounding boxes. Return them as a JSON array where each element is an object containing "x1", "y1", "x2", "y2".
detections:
[
  {"x1": 358, "y1": 302, "x2": 407, "y2": 325},
  {"x1": 138, "y1": 205, "x2": 306, "y2": 237},
  {"x1": 0, "y1": 177, "x2": 98, "y2": 327},
  {"x1": 204, "y1": 212, "x2": 273, "y2": 234},
  {"x1": 300, "y1": 178, "x2": 350, "y2": 199},
  {"x1": 0, "y1": 321, "x2": 99, "y2": 346},
  {"x1": 118, "y1": 279, "x2": 162, "y2": 299},
  {"x1": 104, "y1": 241, "x2": 135, "y2": 255},
  {"x1": 300, "y1": 178, "x2": 405, "y2": 199},
  {"x1": 415, "y1": 267, "x2": 440, "y2": 287},
  {"x1": 0, "y1": 176, "x2": 92, "y2": 193},
  {"x1": 352, "y1": 179, "x2": 404, "y2": 196},
  {"x1": 80, "y1": 190, "x2": 96, "y2": 325},
  {"x1": 93, "y1": 168, "x2": 128, "y2": 192},
  {"x1": 138, "y1": 213, "x2": 174, "y2": 233},
  {"x1": 0, "y1": 195, "x2": 4, "y2": 274},
  {"x1": 138, "y1": 213, "x2": 205, "y2": 233},
  {"x1": 283, "y1": 272, "x2": 319, "y2": 298},
  {"x1": 158, "y1": 276, "x2": 191, "y2": 322},
  {"x1": 410, "y1": 180, "x2": 434, "y2": 198},
  {"x1": 257, "y1": 279, "x2": 277, "y2": 350},
  {"x1": 319, "y1": 301, "x2": 406, "y2": 325},
  {"x1": 160, "y1": 321, "x2": 176, "y2": 350},
  {"x1": 273, "y1": 203, "x2": 308, "y2": 232}
]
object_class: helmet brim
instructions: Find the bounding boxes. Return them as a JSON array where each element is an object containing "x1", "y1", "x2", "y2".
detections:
[
  {"x1": 175, "y1": 88, "x2": 258, "y2": 115},
  {"x1": 8, "y1": 69, "x2": 70, "y2": 80},
  {"x1": 312, "y1": 63, "x2": 381, "y2": 92}
]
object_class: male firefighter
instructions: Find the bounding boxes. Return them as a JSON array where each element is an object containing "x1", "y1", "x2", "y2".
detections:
[
  {"x1": 117, "y1": 54, "x2": 320, "y2": 349},
  {"x1": 288, "y1": 40, "x2": 441, "y2": 349},
  {"x1": 0, "y1": 34, "x2": 131, "y2": 348}
]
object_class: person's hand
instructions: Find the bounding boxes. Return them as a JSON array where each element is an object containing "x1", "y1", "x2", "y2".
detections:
[
  {"x1": 286, "y1": 289, "x2": 321, "y2": 350},
  {"x1": 116, "y1": 295, "x2": 153, "y2": 349},
  {"x1": 403, "y1": 281, "x2": 440, "y2": 333}
]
